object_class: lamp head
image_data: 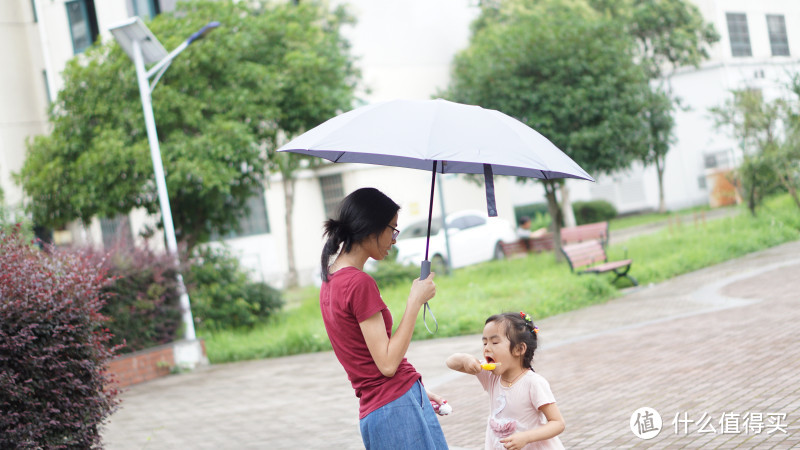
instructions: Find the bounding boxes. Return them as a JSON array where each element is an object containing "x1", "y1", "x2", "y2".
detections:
[{"x1": 187, "y1": 21, "x2": 220, "y2": 45}]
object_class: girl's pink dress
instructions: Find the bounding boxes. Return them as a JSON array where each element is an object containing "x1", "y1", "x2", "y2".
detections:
[{"x1": 477, "y1": 370, "x2": 564, "y2": 450}]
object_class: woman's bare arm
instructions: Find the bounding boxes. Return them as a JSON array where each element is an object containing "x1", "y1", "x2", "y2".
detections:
[{"x1": 360, "y1": 274, "x2": 436, "y2": 377}]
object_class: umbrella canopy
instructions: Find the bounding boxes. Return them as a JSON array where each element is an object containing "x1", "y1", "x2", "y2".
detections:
[
  {"x1": 278, "y1": 98, "x2": 593, "y2": 182},
  {"x1": 278, "y1": 99, "x2": 594, "y2": 332},
  {"x1": 279, "y1": 98, "x2": 593, "y2": 252}
]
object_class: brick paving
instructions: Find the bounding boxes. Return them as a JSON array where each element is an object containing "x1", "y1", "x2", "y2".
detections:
[{"x1": 101, "y1": 239, "x2": 800, "y2": 449}]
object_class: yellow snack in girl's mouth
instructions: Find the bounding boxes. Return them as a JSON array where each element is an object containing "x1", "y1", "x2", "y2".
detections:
[{"x1": 481, "y1": 362, "x2": 500, "y2": 370}]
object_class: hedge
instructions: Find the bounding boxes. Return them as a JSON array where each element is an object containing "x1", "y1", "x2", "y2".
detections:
[{"x1": 0, "y1": 226, "x2": 120, "y2": 448}]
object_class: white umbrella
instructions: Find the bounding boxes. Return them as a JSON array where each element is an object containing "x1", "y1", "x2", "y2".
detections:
[
  {"x1": 278, "y1": 98, "x2": 594, "y2": 331},
  {"x1": 279, "y1": 98, "x2": 592, "y2": 181}
]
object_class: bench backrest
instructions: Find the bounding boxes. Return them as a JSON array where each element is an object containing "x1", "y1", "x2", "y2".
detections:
[
  {"x1": 530, "y1": 234, "x2": 555, "y2": 252},
  {"x1": 560, "y1": 221, "x2": 608, "y2": 246},
  {"x1": 561, "y1": 240, "x2": 607, "y2": 271}
]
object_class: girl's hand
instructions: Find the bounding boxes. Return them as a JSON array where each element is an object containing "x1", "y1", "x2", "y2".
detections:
[
  {"x1": 408, "y1": 272, "x2": 436, "y2": 309},
  {"x1": 498, "y1": 403, "x2": 564, "y2": 448},
  {"x1": 426, "y1": 390, "x2": 445, "y2": 406},
  {"x1": 464, "y1": 358, "x2": 482, "y2": 375},
  {"x1": 500, "y1": 433, "x2": 529, "y2": 450},
  {"x1": 446, "y1": 353, "x2": 482, "y2": 375}
]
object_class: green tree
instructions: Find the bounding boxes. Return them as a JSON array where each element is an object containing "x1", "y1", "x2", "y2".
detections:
[
  {"x1": 590, "y1": 0, "x2": 719, "y2": 212},
  {"x1": 0, "y1": 169, "x2": 33, "y2": 239},
  {"x1": 18, "y1": 1, "x2": 357, "y2": 259},
  {"x1": 253, "y1": 2, "x2": 358, "y2": 287},
  {"x1": 442, "y1": 0, "x2": 650, "y2": 257},
  {"x1": 710, "y1": 88, "x2": 800, "y2": 215}
]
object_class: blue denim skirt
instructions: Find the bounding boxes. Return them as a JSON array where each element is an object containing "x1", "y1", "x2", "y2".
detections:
[{"x1": 359, "y1": 380, "x2": 448, "y2": 449}]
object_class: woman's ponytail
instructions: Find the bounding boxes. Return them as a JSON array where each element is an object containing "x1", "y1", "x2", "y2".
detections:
[{"x1": 321, "y1": 218, "x2": 344, "y2": 282}]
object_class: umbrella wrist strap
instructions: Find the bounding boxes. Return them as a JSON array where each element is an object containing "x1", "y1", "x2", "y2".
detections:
[{"x1": 423, "y1": 302, "x2": 438, "y2": 334}]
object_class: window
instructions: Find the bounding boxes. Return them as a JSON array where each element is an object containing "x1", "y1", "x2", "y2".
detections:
[
  {"x1": 767, "y1": 14, "x2": 790, "y2": 56},
  {"x1": 704, "y1": 149, "x2": 735, "y2": 170},
  {"x1": 238, "y1": 190, "x2": 270, "y2": 236},
  {"x1": 399, "y1": 218, "x2": 442, "y2": 240},
  {"x1": 132, "y1": 0, "x2": 160, "y2": 20},
  {"x1": 319, "y1": 174, "x2": 344, "y2": 217},
  {"x1": 212, "y1": 191, "x2": 270, "y2": 240},
  {"x1": 704, "y1": 154, "x2": 718, "y2": 169},
  {"x1": 449, "y1": 214, "x2": 485, "y2": 230},
  {"x1": 100, "y1": 215, "x2": 133, "y2": 249},
  {"x1": 726, "y1": 13, "x2": 752, "y2": 57},
  {"x1": 65, "y1": 0, "x2": 98, "y2": 54},
  {"x1": 448, "y1": 217, "x2": 468, "y2": 230}
]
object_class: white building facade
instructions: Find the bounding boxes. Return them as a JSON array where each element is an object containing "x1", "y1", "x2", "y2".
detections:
[
  {"x1": 555, "y1": 0, "x2": 800, "y2": 214},
  {"x1": 3, "y1": 0, "x2": 798, "y2": 287}
]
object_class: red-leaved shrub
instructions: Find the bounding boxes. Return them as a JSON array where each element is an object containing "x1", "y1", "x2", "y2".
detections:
[
  {"x1": 0, "y1": 226, "x2": 120, "y2": 448},
  {"x1": 85, "y1": 241, "x2": 183, "y2": 354}
]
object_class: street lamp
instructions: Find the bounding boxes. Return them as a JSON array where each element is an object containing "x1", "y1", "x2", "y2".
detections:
[{"x1": 109, "y1": 17, "x2": 219, "y2": 345}]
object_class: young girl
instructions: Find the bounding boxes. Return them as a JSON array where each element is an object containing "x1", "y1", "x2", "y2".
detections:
[
  {"x1": 446, "y1": 312, "x2": 565, "y2": 450},
  {"x1": 320, "y1": 187, "x2": 448, "y2": 449}
]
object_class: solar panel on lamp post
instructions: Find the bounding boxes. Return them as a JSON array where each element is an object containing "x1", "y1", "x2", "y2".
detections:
[{"x1": 109, "y1": 17, "x2": 219, "y2": 346}]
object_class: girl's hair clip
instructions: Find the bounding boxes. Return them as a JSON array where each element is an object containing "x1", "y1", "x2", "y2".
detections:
[{"x1": 520, "y1": 311, "x2": 538, "y2": 334}]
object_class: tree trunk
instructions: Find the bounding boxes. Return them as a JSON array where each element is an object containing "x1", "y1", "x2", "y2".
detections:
[
  {"x1": 787, "y1": 184, "x2": 800, "y2": 210},
  {"x1": 543, "y1": 180, "x2": 563, "y2": 262},
  {"x1": 282, "y1": 175, "x2": 298, "y2": 288},
  {"x1": 658, "y1": 74, "x2": 675, "y2": 214},
  {"x1": 656, "y1": 155, "x2": 666, "y2": 213},
  {"x1": 777, "y1": 172, "x2": 800, "y2": 210},
  {"x1": 748, "y1": 173, "x2": 757, "y2": 217},
  {"x1": 560, "y1": 183, "x2": 576, "y2": 227}
]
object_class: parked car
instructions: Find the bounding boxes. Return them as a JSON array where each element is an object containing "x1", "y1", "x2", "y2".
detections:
[{"x1": 393, "y1": 210, "x2": 517, "y2": 273}]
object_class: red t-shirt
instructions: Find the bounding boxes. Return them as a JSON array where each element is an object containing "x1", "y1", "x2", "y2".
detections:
[{"x1": 320, "y1": 267, "x2": 420, "y2": 419}]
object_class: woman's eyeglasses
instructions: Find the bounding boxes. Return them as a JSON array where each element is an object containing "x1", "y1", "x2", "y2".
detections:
[{"x1": 387, "y1": 225, "x2": 400, "y2": 240}]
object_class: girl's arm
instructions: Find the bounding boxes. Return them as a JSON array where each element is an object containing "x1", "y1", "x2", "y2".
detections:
[
  {"x1": 360, "y1": 274, "x2": 436, "y2": 377},
  {"x1": 500, "y1": 403, "x2": 565, "y2": 450},
  {"x1": 445, "y1": 353, "x2": 482, "y2": 375}
]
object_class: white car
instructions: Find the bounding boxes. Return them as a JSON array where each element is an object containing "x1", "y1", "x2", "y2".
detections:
[{"x1": 393, "y1": 210, "x2": 518, "y2": 272}]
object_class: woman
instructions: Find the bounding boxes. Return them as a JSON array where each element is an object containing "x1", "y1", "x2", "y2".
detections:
[{"x1": 320, "y1": 187, "x2": 448, "y2": 449}]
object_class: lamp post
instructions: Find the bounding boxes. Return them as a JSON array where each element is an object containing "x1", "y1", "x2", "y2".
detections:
[{"x1": 109, "y1": 17, "x2": 219, "y2": 343}]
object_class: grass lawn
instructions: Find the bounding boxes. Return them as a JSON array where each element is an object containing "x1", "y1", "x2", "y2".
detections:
[
  {"x1": 608, "y1": 204, "x2": 721, "y2": 230},
  {"x1": 201, "y1": 195, "x2": 799, "y2": 364}
]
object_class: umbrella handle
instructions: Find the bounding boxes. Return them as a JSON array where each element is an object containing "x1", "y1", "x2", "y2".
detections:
[
  {"x1": 419, "y1": 260, "x2": 438, "y2": 334},
  {"x1": 420, "y1": 260, "x2": 431, "y2": 279}
]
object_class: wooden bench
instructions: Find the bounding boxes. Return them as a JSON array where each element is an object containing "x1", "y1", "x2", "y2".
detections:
[
  {"x1": 500, "y1": 221, "x2": 610, "y2": 258},
  {"x1": 500, "y1": 233, "x2": 554, "y2": 258},
  {"x1": 561, "y1": 239, "x2": 638, "y2": 286},
  {"x1": 560, "y1": 221, "x2": 609, "y2": 246}
]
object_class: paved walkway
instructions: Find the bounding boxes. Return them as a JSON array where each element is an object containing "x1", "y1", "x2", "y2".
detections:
[{"x1": 102, "y1": 238, "x2": 800, "y2": 449}]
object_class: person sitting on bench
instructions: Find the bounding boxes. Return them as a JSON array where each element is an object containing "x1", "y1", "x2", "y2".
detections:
[{"x1": 516, "y1": 216, "x2": 533, "y2": 251}]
